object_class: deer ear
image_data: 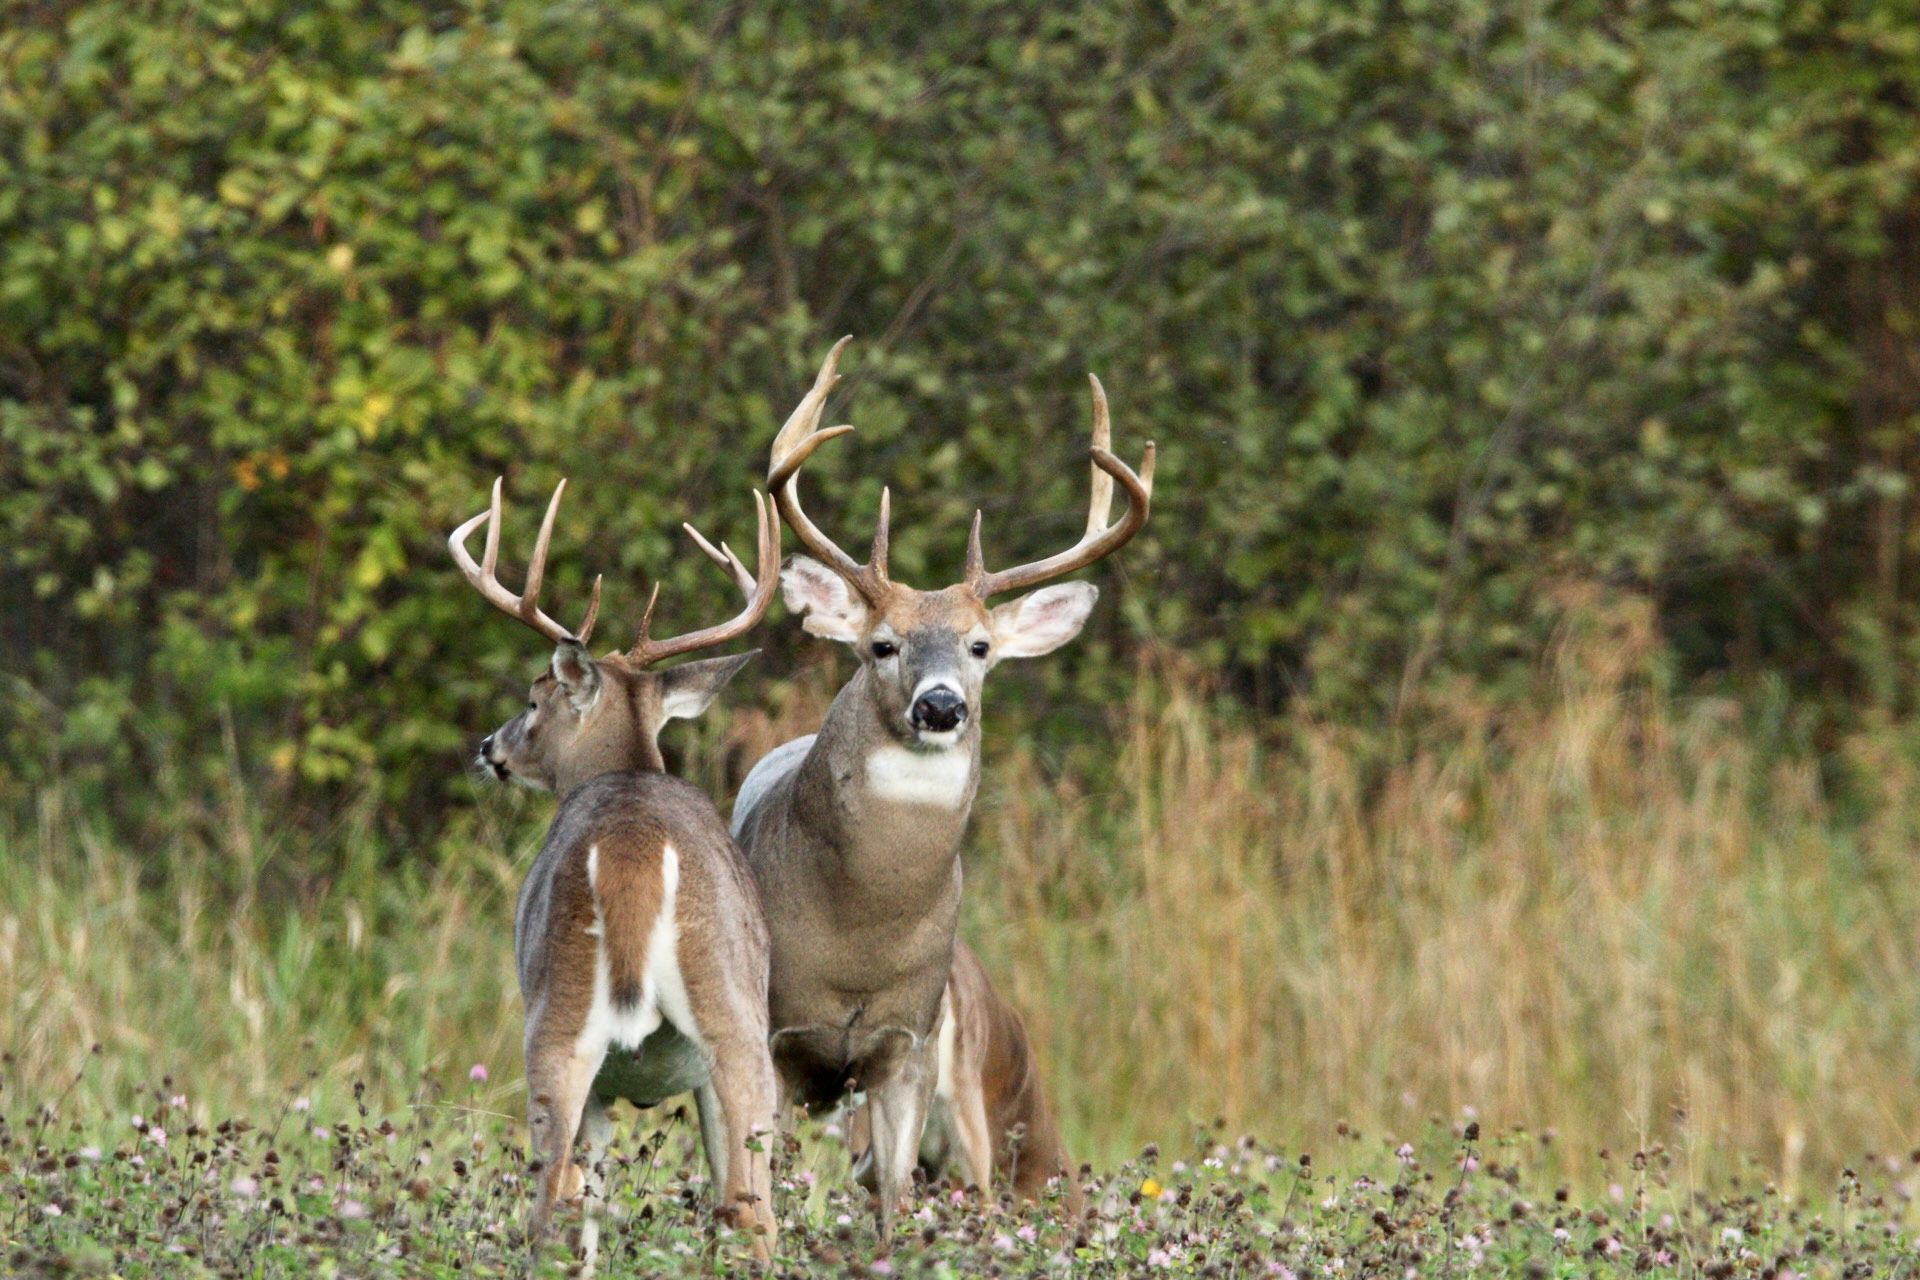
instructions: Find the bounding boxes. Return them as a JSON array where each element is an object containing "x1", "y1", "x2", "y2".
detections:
[
  {"x1": 988, "y1": 582, "x2": 1098, "y2": 660},
  {"x1": 780, "y1": 556, "x2": 869, "y2": 643},
  {"x1": 658, "y1": 650, "x2": 757, "y2": 723},
  {"x1": 550, "y1": 639, "x2": 602, "y2": 713}
]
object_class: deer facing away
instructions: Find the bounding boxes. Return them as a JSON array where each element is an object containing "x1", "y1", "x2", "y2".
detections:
[
  {"x1": 730, "y1": 338, "x2": 1155, "y2": 1237},
  {"x1": 452, "y1": 477, "x2": 787, "y2": 1268}
]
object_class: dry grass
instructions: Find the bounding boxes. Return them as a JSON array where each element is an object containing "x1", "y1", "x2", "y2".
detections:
[
  {"x1": 4, "y1": 600, "x2": 1918, "y2": 1197},
  {"x1": 971, "y1": 598, "x2": 1920, "y2": 1187}
]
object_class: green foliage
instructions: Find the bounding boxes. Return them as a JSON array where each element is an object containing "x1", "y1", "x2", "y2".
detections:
[{"x1": 3, "y1": 0, "x2": 1918, "y2": 830}]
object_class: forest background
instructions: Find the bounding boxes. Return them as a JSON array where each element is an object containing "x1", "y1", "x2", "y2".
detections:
[{"x1": 4, "y1": 0, "x2": 1920, "y2": 1187}]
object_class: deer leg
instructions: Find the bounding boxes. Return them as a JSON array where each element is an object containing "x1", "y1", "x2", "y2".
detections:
[
  {"x1": 847, "y1": 1098, "x2": 878, "y2": 1194},
  {"x1": 950, "y1": 1076, "x2": 996, "y2": 1200},
  {"x1": 683, "y1": 971, "x2": 777, "y2": 1265},
  {"x1": 525, "y1": 1035, "x2": 605, "y2": 1253},
  {"x1": 865, "y1": 1044, "x2": 937, "y2": 1244},
  {"x1": 576, "y1": 1095, "x2": 613, "y2": 1273},
  {"x1": 697, "y1": 1038, "x2": 778, "y2": 1266}
]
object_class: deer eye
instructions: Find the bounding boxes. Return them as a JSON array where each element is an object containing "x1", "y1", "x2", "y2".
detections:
[
  {"x1": 871, "y1": 640, "x2": 897, "y2": 659},
  {"x1": 970, "y1": 641, "x2": 990, "y2": 658}
]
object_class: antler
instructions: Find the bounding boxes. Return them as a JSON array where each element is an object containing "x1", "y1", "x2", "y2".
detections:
[
  {"x1": 766, "y1": 337, "x2": 892, "y2": 604},
  {"x1": 449, "y1": 477, "x2": 603, "y2": 646},
  {"x1": 963, "y1": 374, "x2": 1156, "y2": 598},
  {"x1": 626, "y1": 488, "x2": 782, "y2": 668}
]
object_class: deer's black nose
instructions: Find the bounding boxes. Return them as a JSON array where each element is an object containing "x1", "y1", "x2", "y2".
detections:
[{"x1": 910, "y1": 687, "x2": 967, "y2": 733}]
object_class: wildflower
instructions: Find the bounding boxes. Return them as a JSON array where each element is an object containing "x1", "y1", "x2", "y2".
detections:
[
  {"x1": 1605, "y1": 1236, "x2": 1625, "y2": 1257},
  {"x1": 147, "y1": 1127, "x2": 168, "y2": 1147},
  {"x1": 1723, "y1": 1227, "x2": 1744, "y2": 1245},
  {"x1": 1459, "y1": 1154, "x2": 1479, "y2": 1173},
  {"x1": 339, "y1": 1199, "x2": 368, "y2": 1221},
  {"x1": 1018, "y1": 1224, "x2": 1038, "y2": 1243},
  {"x1": 1396, "y1": 1143, "x2": 1416, "y2": 1166},
  {"x1": 77, "y1": 1146, "x2": 102, "y2": 1162},
  {"x1": 871, "y1": 1263, "x2": 894, "y2": 1277},
  {"x1": 836, "y1": 1213, "x2": 853, "y2": 1226},
  {"x1": 1140, "y1": 1177, "x2": 1163, "y2": 1199},
  {"x1": 468, "y1": 1064, "x2": 489, "y2": 1084},
  {"x1": 1553, "y1": 1228, "x2": 1571, "y2": 1244},
  {"x1": 131, "y1": 1114, "x2": 146, "y2": 1132},
  {"x1": 1269, "y1": 1266, "x2": 1296, "y2": 1280},
  {"x1": 1147, "y1": 1248, "x2": 1173, "y2": 1267},
  {"x1": 292, "y1": 1097, "x2": 311, "y2": 1113},
  {"x1": 916, "y1": 1205, "x2": 936, "y2": 1223},
  {"x1": 993, "y1": 1233, "x2": 1016, "y2": 1253},
  {"x1": 41, "y1": 1204, "x2": 63, "y2": 1219},
  {"x1": 232, "y1": 1176, "x2": 260, "y2": 1199},
  {"x1": 168, "y1": 1094, "x2": 188, "y2": 1109}
]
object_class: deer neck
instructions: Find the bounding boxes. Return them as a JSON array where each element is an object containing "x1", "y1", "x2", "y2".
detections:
[
  {"x1": 793, "y1": 666, "x2": 980, "y2": 890},
  {"x1": 553, "y1": 687, "x2": 664, "y2": 802}
]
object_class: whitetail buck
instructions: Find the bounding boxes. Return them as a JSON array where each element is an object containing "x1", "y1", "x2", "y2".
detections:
[
  {"x1": 847, "y1": 940, "x2": 1084, "y2": 1218},
  {"x1": 451, "y1": 476, "x2": 790, "y2": 1269},
  {"x1": 730, "y1": 338, "x2": 1154, "y2": 1237}
]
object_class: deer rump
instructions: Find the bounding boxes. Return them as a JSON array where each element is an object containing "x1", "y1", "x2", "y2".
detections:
[{"x1": 516, "y1": 773, "x2": 769, "y2": 1108}]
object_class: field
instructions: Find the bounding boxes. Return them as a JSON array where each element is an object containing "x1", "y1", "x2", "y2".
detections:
[
  {"x1": 5, "y1": 1089, "x2": 1915, "y2": 1277},
  {"x1": 6, "y1": 610, "x2": 1920, "y2": 1273}
]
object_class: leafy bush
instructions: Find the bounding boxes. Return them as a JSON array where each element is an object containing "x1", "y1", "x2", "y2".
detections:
[{"x1": 3, "y1": 0, "x2": 1916, "y2": 831}]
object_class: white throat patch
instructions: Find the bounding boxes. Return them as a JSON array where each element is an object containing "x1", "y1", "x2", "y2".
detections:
[{"x1": 865, "y1": 744, "x2": 973, "y2": 809}]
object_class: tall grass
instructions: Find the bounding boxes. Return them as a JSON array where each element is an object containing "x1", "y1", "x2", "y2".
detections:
[
  {"x1": 5, "y1": 604, "x2": 1918, "y2": 1192},
  {"x1": 968, "y1": 598, "x2": 1920, "y2": 1186}
]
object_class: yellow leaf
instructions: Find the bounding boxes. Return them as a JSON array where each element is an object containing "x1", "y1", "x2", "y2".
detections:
[{"x1": 357, "y1": 392, "x2": 394, "y2": 440}]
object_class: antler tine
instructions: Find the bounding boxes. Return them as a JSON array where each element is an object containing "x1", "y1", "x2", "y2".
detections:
[
  {"x1": 1084, "y1": 374, "x2": 1117, "y2": 539},
  {"x1": 449, "y1": 477, "x2": 600, "y2": 645},
  {"x1": 521, "y1": 478, "x2": 566, "y2": 619},
  {"x1": 769, "y1": 335, "x2": 850, "y2": 479},
  {"x1": 681, "y1": 520, "x2": 755, "y2": 601},
  {"x1": 870, "y1": 486, "x2": 891, "y2": 587},
  {"x1": 964, "y1": 374, "x2": 1157, "y2": 599},
  {"x1": 629, "y1": 489, "x2": 783, "y2": 668},
  {"x1": 766, "y1": 337, "x2": 889, "y2": 602},
  {"x1": 480, "y1": 477, "x2": 503, "y2": 576}
]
